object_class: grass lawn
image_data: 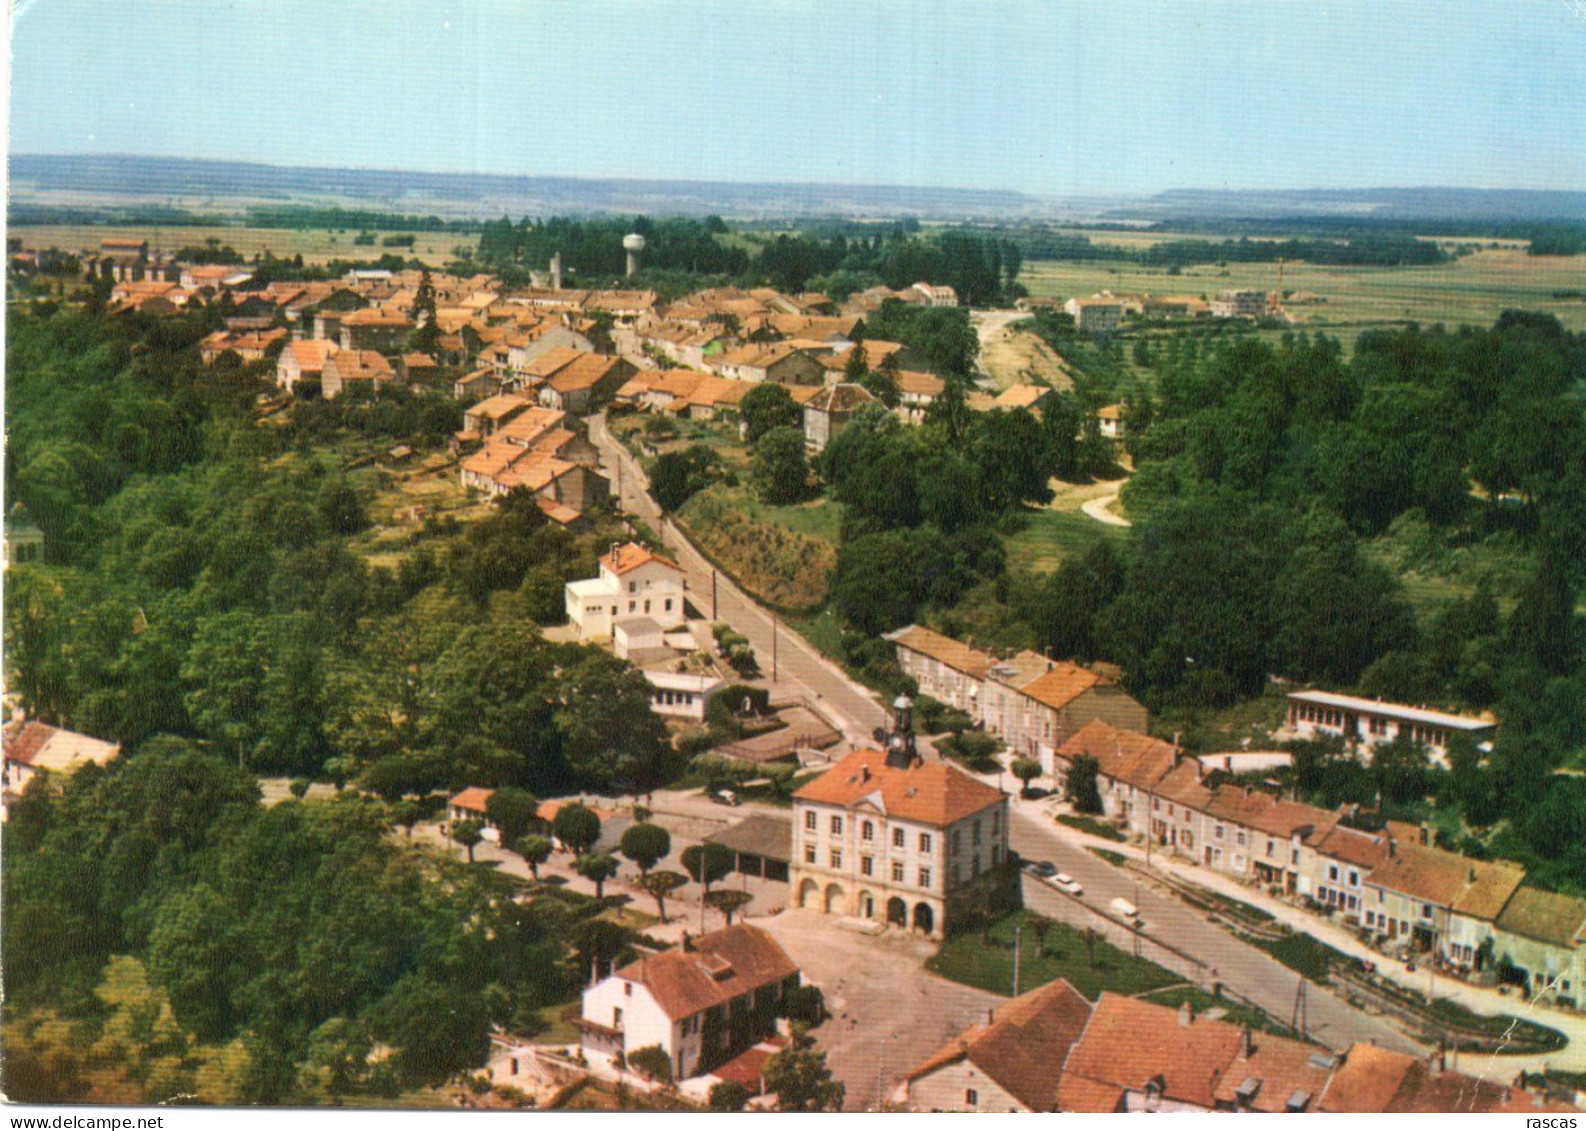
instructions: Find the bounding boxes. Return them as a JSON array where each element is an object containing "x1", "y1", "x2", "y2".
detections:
[
  {"x1": 1056, "y1": 813, "x2": 1128, "y2": 842},
  {"x1": 525, "y1": 998, "x2": 584, "y2": 1044},
  {"x1": 1252, "y1": 932, "x2": 1359, "y2": 985},
  {"x1": 928, "y1": 909, "x2": 1181, "y2": 1000},
  {"x1": 1087, "y1": 846, "x2": 1127, "y2": 867},
  {"x1": 1004, "y1": 507, "x2": 1130, "y2": 575},
  {"x1": 1136, "y1": 984, "x2": 1302, "y2": 1040}
]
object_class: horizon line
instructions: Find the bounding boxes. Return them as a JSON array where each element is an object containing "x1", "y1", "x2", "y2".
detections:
[{"x1": 12, "y1": 152, "x2": 1586, "y2": 203}]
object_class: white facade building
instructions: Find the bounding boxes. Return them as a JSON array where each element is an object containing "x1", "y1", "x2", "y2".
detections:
[
  {"x1": 565, "y1": 542, "x2": 687, "y2": 640},
  {"x1": 579, "y1": 924, "x2": 801, "y2": 1082}
]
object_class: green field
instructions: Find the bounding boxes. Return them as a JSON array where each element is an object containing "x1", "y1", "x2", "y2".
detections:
[
  {"x1": 928, "y1": 909, "x2": 1181, "y2": 1000},
  {"x1": 11, "y1": 223, "x2": 476, "y2": 266},
  {"x1": 1021, "y1": 246, "x2": 1586, "y2": 342},
  {"x1": 1003, "y1": 507, "x2": 1130, "y2": 575},
  {"x1": 1136, "y1": 984, "x2": 1299, "y2": 1039}
]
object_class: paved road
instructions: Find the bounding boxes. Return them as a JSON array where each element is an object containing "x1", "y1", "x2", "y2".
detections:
[
  {"x1": 759, "y1": 908, "x2": 1002, "y2": 1112},
  {"x1": 1004, "y1": 803, "x2": 1422, "y2": 1057},
  {"x1": 589, "y1": 412, "x2": 889, "y2": 744}
]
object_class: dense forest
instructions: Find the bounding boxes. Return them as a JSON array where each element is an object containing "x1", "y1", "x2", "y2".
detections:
[
  {"x1": 2, "y1": 739, "x2": 646, "y2": 1104},
  {"x1": 471, "y1": 215, "x2": 1024, "y2": 304},
  {"x1": 816, "y1": 311, "x2": 1586, "y2": 891}
]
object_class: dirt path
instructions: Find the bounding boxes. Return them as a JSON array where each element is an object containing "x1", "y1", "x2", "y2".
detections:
[
  {"x1": 1081, "y1": 489, "x2": 1131, "y2": 527},
  {"x1": 1047, "y1": 476, "x2": 1133, "y2": 528},
  {"x1": 972, "y1": 309, "x2": 1073, "y2": 392}
]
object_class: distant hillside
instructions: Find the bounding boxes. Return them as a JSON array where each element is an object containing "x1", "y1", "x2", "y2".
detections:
[
  {"x1": 1111, "y1": 186, "x2": 1586, "y2": 223},
  {"x1": 8, "y1": 153, "x2": 1048, "y2": 221}
]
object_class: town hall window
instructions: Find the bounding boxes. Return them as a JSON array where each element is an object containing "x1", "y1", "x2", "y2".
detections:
[
  {"x1": 805, "y1": 811, "x2": 817, "y2": 831},
  {"x1": 918, "y1": 833, "x2": 932, "y2": 853},
  {"x1": 862, "y1": 821, "x2": 874, "y2": 841},
  {"x1": 893, "y1": 827, "x2": 906, "y2": 848},
  {"x1": 861, "y1": 856, "x2": 873, "y2": 876},
  {"x1": 830, "y1": 816, "x2": 843, "y2": 836},
  {"x1": 830, "y1": 849, "x2": 842, "y2": 868},
  {"x1": 892, "y1": 862, "x2": 905, "y2": 882}
]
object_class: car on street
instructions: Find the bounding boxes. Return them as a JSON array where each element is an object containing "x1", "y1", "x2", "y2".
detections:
[
  {"x1": 1050, "y1": 872, "x2": 1084, "y2": 896},
  {"x1": 1022, "y1": 860, "x2": 1058, "y2": 877},
  {"x1": 709, "y1": 789, "x2": 740, "y2": 807},
  {"x1": 1110, "y1": 896, "x2": 1141, "y2": 922}
]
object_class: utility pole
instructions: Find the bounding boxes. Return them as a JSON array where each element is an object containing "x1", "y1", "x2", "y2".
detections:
[
  {"x1": 712, "y1": 568, "x2": 718, "y2": 620},
  {"x1": 772, "y1": 616, "x2": 779, "y2": 681},
  {"x1": 1013, "y1": 924, "x2": 1023, "y2": 996}
]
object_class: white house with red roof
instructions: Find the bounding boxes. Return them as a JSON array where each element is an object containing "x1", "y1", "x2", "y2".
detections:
[
  {"x1": 579, "y1": 923, "x2": 802, "y2": 1082},
  {"x1": 564, "y1": 542, "x2": 687, "y2": 640}
]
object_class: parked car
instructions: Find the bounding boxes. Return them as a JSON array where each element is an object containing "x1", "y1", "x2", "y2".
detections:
[
  {"x1": 1022, "y1": 860, "x2": 1058, "y2": 877},
  {"x1": 710, "y1": 789, "x2": 740, "y2": 807},
  {"x1": 1050, "y1": 872, "x2": 1084, "y2": 896},
  {"x1": 1110, "y1": 896, "x2": 1140, "y2": 921}
]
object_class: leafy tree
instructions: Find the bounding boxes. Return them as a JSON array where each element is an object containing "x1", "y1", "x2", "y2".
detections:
[
  {"x1": 391, "y1": 799, "x2": 423, "y2": 838},
  {"x1": 650, "y1": 445, "x2": 718, "y2": 511},
  {"x1": 485, "y1": 787, "x2": 539, "y2": 851},
  {"x1": 552, "y1": 803, "x2": 602, "y2": 858},
  {"x1": 1027, "y1": 914, "x2": 1054, "y2": 959},
  {"x1": 1021, "y1": 541, "x2": 1124, "y2": 661},
  {"x1": 1065, "y1": 755, "x2": 1103, "y2": 814},
  {"x1": 627, "y1": 1044, "x2": 673, "y2": 1086},
  {"x1": 641, "y1": 870, "x2": 686, "y2": 923},
  {"x1": 964, "y1": 409, "x2": 1053, "y2": 510},
  {"x1": 555, "y1": 651, "x2": 676, "y2": 789},
  {"x1": 452, "y1": 818, "x2": 485, "y2": 863},
  {"x1": 1506, "y1": 553, "x2": 1581, "y2": 677},
  {"x1": 518, "y1": 835, "x2": 553, "y2": 880},
  {"x1": 577, "y1": 854, "x2": 620, "y2": 900},
  {"x1": 763, "y1": 1026, "x2": 843, "y2": 1112},
  {"x1": 705, "y1": 888, "x2": 754, "y2": 927},
  {"x1": 373, "y1": 974, "x2": 491, "y2": 1089},
  {"x1": 1011, "y1": 758, "x2": 1042, "y2": 795},
  {"x1": 620, "y1": 822, "x2": 672, "y2": 878},
  {"x1": 751, "y1": 426, "x2": 811, "y2": 505},
  {"x1": 289, "y1": 779, "x2": 311, "y2": 800},
  {"x1": 709, "y1": 1079, "x2": 752, "y2": 1111},
  {"x1": 681, "y1": 842, "x2": 735, "y2": 895}
]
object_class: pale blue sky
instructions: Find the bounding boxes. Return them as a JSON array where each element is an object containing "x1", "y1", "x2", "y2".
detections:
[{"x1": 9, "y1": 0, "x2": 1586, "y2": 195}]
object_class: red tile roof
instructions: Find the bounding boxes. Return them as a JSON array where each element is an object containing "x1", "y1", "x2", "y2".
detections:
[
  {"x1": 449, "y1": 787, "x2": 494, "y2": 813},
  {"x1": 907, "y1": 979, "x2": 1092, "y2": 1110},
  {"x1": 793, "y1": 748, "x2": 1006, "y2": 828},
  {"x1": 601, "y1": 542, "x2": 682, "y2": 577},
  {"x1": 1059, "y1": 994, "x2": 1244, "y2": 1110},
  {"x1": 1019, "y1": 662, "x2": 1105, "y2": 712},
  {"x1": 616, "y1": 924, "x2": 798, "y2": 1022},
  {"x1": 886, "y1": 624, "x2": 997, "y2": 679}
]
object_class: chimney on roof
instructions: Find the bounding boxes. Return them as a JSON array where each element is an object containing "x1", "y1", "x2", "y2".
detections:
[
  {"x1": 1178, "y1": 1001, "x2": 1193, "y2": 1027},
  {"x1": 1238, "y1": 1027, "x2": 1253, "y2": 1059}
]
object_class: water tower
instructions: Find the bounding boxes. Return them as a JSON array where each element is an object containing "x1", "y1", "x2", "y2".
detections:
[{"x1": 622, "y1": 233, "x2": 646, "y2": 278}]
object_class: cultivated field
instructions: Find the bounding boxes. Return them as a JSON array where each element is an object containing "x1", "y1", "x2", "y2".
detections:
[
  {"x1": 1021, "y1": 246, "x2": 1586, "y2": 339},
  {"x1": 10, "y1": 224, "x2": 477, "y2": 266}
]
